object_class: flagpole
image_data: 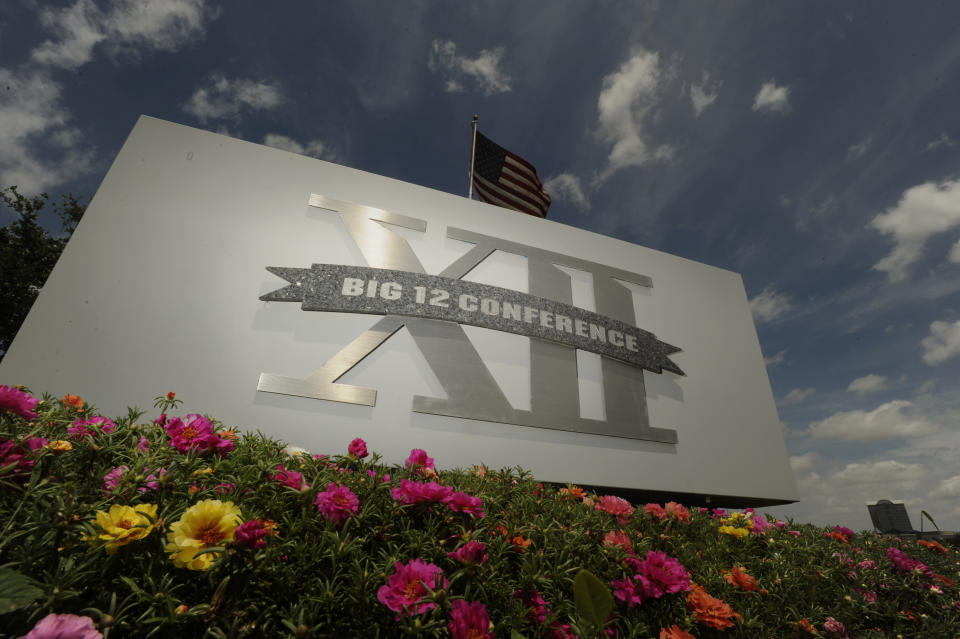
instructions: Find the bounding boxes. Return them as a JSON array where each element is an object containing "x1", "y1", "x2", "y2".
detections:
[{"x1": 467, "y1": 114, "x2": 479, "y2": 199}]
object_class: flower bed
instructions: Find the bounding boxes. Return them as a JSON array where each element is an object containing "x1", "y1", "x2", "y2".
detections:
[{"x1": 1, "y1": 385, "x2": 958, "y2": 638}]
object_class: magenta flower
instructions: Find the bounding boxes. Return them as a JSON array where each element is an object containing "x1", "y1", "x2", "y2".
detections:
[
  {"x1": 271, "y1": 464, "x2": 309, "y2": 491},
  {"x1": 513, "y1": 588, "x2": 550, "y2": 624},
  {"x1": 634, "y1": 550, "x2": 691, "y2": 598},
  {"x1": 348, "y1": 437, "x2": 369, "y2": 458},
  {"x1": 67, "y1": 416, "x2": 116, "y2": 440},
  {"x1": 377, "y1": 559, "x2": 448, "y2": 617},
  {"x1": 448, "y1": 600, "x2": 493, "y2": 639},
  {"x1": 391, "y1": 479, "x2": 453, "y2": 505},
  {"x1": 164, "y1": 414, "x2": 231, "y2": 455},
  {"x1": 405, "y1": 448, "x2": 435, "y2": 472},
  {"x1": 447, "y1": 541, "x2": 489, "y2": 566},
  {"x1": 135, "y1": 436, "x2": 149, "y2": 452},
  {"x1": 834, "y1": 525, "x2": 856, "y2": 538},
  {"x1": 234, "y1": 519, "x2": 270, "y2": 549},
  {"x1": 0, "y1": 385, "x2": 39, "y2": 420},
  {"x1": 314, "y1": 482, "x2": 359, "y2": 527},
  {"x1": 611, "y1": 576, "x2": 646, "y2": 608},
  {"x1": 886, "y1": 547, "x2": 931, "y2": 576},
  {"x1": 214, "y1": 482, "x2": 236, "y2": 495},
  {"x1": 0, "y1": 436, "x2": 44, "y2": 479},
  {"x1": 23, "y1": 613, "x2": 102, "y2": 639},
  {"x1": 443, "y1": 491, "x2": 485, "y2": 517}
]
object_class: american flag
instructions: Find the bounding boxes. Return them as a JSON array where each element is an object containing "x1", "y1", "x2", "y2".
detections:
[{"x1": 472, "y1": 131, "x2": 551, "y2": 218}]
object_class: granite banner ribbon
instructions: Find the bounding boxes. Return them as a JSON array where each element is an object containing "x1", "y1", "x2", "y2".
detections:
[{"x1": 261, "y1": 264, "x2": 684, "y2": 376}]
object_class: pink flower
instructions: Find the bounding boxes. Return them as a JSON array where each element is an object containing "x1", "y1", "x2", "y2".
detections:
[
  {"x1": 214, "y1": 482, "x2": 236, "y2": 495},
  {"x1": 823, "y1": 617, "x2": 850, "y2": 638},
  {"x1": 272, "y1": 464, "x2": 309, "y2": 491},
  {"x1": 314, "y1": 482, "x2": 360, "y2": 527},
  {"x1": 443, "y1": 491, "x2": 485, "y2": 517},
  {"x1": 0, "y1": 385, "x2": 39, "y2": 420},
  {"x1": 644, "y1": 503, "x2": 667, "y2": 520},
  {"x1": 603, "y1": 530, "x2": 634, "y2": 553},
  {"x1": 377, "y1": 559, "x2": 448, "y2": 617},
  {"x1": 164, "y1": 414, "x2": 232, "y2": 455},
  {"x1": 664, "y1": 502, "x2": 691, "y2": 522},
  {"x1": 102, "y1": 465, "x2": 166, "y2": 496},
  {"x1": 23, "y1": 613, "x2": 102, "y2": 639},
  {"x1": 391, "y1": 479, "x2": 453, "y2": 505},
  {"x1": 448, "y1": 600, "x2": 493, "y2": 639},
  {"x1": 67, "y1": 416, "x2": 116, "y2": 440},
  {"x1": 366, "y1": 469, "x2": 390, "y2": 482},
  {"x1": 447, "y1": 541, "x2": 489, "y2": 565},
  {"x1": 788, "y1": 530, "x2": 801, "y2": 537},
  {"x1": 750, "y1": 514, "x2": 774, "y2": 535},
  {"x1": 135, "y1": 436, "x2": 149, "y2": 452},
  {"x1": 595, "y1": 495, "x2": 634, "y2": 525},
  {"x1": 405, "y1": 448, "x2": 435, "y2": 473},
  {"x1": 234, "y1": 520, "x2": 270, "y2": 549},
  {"x1": 348, "y1": 437, "x2": 369, "y2": 458},
  {"x1": 858, "y1": 559, "x2": 877, "y2": 570}
]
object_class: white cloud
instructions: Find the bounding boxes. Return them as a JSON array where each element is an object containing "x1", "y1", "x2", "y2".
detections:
[
  {"x1": 924, "y1": 133, "x2": 955, "y2": 152},
  {"x1": 831, "y1": 459, "x2": 927, "y2": 486},
  {"x1": 0, "y1": 69, "x2": 94, "y2": 193},
  {"x1": 262, "y1": 134, "x2": 335, "y2": 161},
  {"x1": 931, "y1": 475, "x2": 960, "y2": 498},
  {"x1": 689, "y1": 72, "x2": 720, "y2": 117},
  {"x1": 921, "y1": 319, "x2": 960, "y2": 365},
  {"x1": 542, "y1": 173, "x2": 589, "y2": 210},
  {"x1": 183, "y1": 74, "x2": 283, "y2": 122},
  {"x1": 752, "y1": 81, "x2": 790, "y2": 113},
  {"x1": 808, "y1": 400, "x2": 936, "y2": 440},
  {"x1": 789, "y1": 452, "x2": 819, "y2": 472},
  {"x1": 428, "y1": 40, "x2": 511, "y2": 96},
  {"x1": 764, "y1": 349, "x2": 787, "y2": 367},
  {"x1": 32, "y1": 0, "x2": 216, "y2": 69},
  {"x1": 748, "y1": 285, "x2": 793, "y2": 323},
  {"x1": 781, "y1": 387, "x2": 815, "y2": 406},
  {"x1": 594, "y1": 50, "x2": 674, "y2": 182},
  {"x1": 847, "y1": 374, "x2": 888, "y2": 395},
  {"x1": 868, "y1": 178, "x2": 960, "y2": 281}
]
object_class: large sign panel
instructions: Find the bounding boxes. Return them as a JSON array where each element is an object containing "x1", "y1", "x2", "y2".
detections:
[{"x1": 0, "y1": 116, "x2": 797, "y2": 505}]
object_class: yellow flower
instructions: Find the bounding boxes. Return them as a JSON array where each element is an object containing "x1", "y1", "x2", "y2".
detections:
[
  {"x1": 718, "y1": 525, "x2": 750, "y2": 539},
  {"x1": 93, "y1": 504, "x2": 157, "y2": 553},
  {"x1": 192, "y1": 467, "x2": 214, "y2": 476},
  {"x1": 47, "y1": 440, "x2": 73, "y2": 452},
  {"x1": 165, "y1": 499, "x2": 242, "y2": 571}
]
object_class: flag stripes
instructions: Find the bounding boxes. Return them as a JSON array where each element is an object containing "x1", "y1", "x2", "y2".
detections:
[{"x1": 472, "y1": 132, "x2": 550, "y2": 218}]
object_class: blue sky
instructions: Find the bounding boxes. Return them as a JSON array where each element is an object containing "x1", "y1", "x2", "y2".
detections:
[{"x1": 3, "y1": 1, "x2": 960, "y2": 531}]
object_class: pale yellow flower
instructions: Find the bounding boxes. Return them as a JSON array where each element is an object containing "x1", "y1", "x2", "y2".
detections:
[
  {"x1": 165, "y1": 499, "x2": 242, "y2": 571},
  {"x1": 93, "y1": 503, "x2": 157, "y2": 553}
]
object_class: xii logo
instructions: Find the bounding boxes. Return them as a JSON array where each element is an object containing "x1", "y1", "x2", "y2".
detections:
[{"x1": 258, "y1": 194, "x2": 683, "y2": 443}]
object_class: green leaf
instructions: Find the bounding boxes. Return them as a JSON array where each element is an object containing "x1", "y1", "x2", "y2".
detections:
[
  {"x1": 0, "y1": 567, "x2": 44, "y2": 614},
  {"x1": 510, "y1": 631, "x2": 529, "y2": 639},
  {"x1": 573, "y1": 568, "x2": 613, "y2": 629}
]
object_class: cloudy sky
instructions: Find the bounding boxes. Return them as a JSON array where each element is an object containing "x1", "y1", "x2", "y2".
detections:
[{"x1": 3, "y1": 1, "x2": 960, "y2": 532}]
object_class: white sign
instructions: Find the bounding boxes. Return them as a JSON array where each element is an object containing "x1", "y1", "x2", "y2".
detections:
[{"x1": 0, "y1": 116, "x2": 797, "y2": 505}]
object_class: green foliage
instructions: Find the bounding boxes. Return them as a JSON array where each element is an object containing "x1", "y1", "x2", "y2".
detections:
[
  {"x1": 0, "y1": 186, "x2": 86, "y2": 360},
  {"x1": 1, "y1": 388, "x2": 959, "y2": 638}
]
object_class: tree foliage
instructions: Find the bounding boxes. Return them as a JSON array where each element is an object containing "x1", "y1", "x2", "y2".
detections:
[{"x1": 0, "y1": 186, "x2": 86, "y2": 360}]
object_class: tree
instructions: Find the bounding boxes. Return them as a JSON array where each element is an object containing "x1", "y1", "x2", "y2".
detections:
[{"x1": 0, "y1": 186, "x2": 86, "y2": 361}]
